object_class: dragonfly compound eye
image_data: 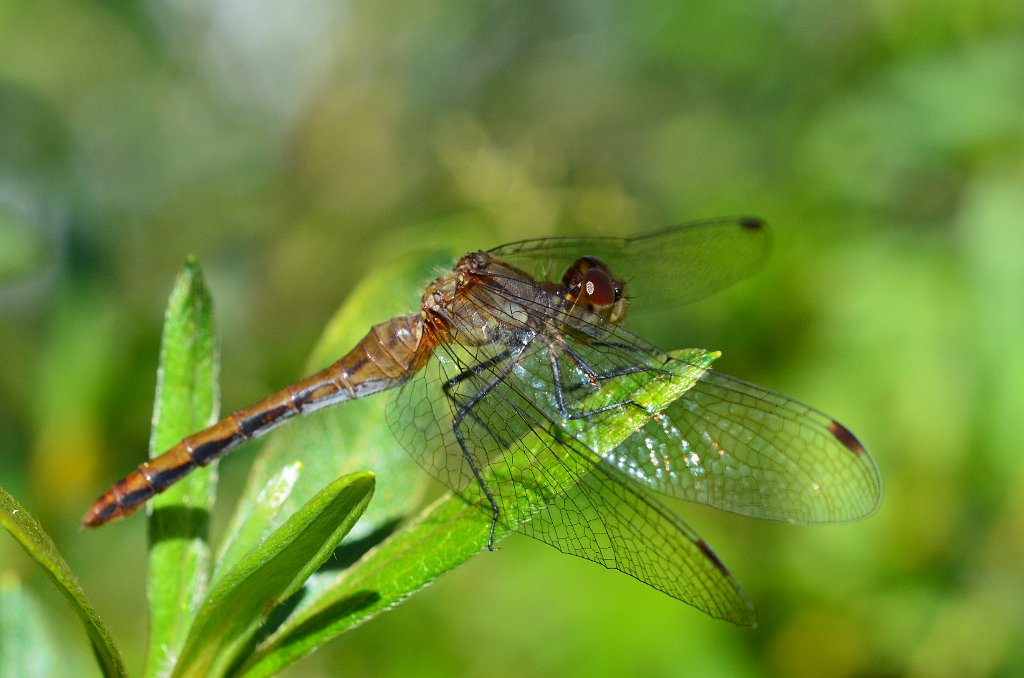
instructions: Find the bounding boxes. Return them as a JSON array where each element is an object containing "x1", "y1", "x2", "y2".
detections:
[{"x1": 582, "y1": 267, "x2": 616, "y2": 307}]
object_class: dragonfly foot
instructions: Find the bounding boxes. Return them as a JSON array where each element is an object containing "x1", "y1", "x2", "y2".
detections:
[{"x1": 486, "y1": 512, "x2": 499, "y2": 551}]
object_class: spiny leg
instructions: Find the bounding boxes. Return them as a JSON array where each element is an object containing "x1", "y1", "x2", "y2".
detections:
[
  {"x1": 447, "y1": 345, "x2": 531, "y2": 550},
  {"x1": 546, "y1": 337, "x2": 667, "y2": 422},
  {"x1": 440, "y1": 349, "x2": 518, "y2": 453},
  {"x1": 574, "y1": 336, "x2": 666, "y2": 361},
  {"x1": 442, "y1": 349, "x2": 514, "y2": 400},
  {"x1": 560, "y1": 339, "x2": 668, "y2": 383}
]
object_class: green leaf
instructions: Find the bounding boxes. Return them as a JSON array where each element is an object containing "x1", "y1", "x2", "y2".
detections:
[
  {"x1": 0, "y1": 571, "x2": 61, "y2": 676},
  {"x1": 0, "y1": 486, "x2": 126, "y2": 677},
  {"x1": 235, "y1": 495, "x2": 494, "y2": 678},
  {"x1": 171, "y1": 472, "x2": 375, "y2": 678},
  {"x1": 237, "y1": 349, "x2": 717, "y2": 676},
  {"x1": 145, "y1": 258, "x2": 221, "y2": 677},
  {"x1": 215, "y1": 251, "x2": 454, "y2": 580},
  {"x1": 552, "y1": 348, "x2": 719, "y2": 455}
]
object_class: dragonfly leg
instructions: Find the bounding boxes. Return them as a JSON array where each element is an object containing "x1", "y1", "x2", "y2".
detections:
[
  {"x1": 562, "y1": 340, "x2": 667, "y2": 382},
  {"x1": 448, "y1": 347, "x2": 529, "y2": 551},
  {"x1": 439, "y1": 349, "x2": 517, "y2": 451},
  {"x1": 583, "y1": 338, "x2": 672, "y2": 362},
  {"x1": 546, "y1": 338, "x2": 662, "y2": 422},
  {"x1": 441, "y1": 349, "x2": 514, "y2": 398},
  {"x1": 452, "y1": 419, "x2": 502, "y2": 550},
  {"x1": 560, "y1": 340, "x2": 673, "y2": 402}
]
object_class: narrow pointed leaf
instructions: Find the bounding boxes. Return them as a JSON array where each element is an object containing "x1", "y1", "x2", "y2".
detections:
[
  {"x1": 171, "y1": 472, "x2": 375, "y2": 678},
  {"x1": 237, "y1": 495, "x2": 494, "y2": 678},
  {"x1": 145, "y1": 257, "x2": 220, "y2": 677},
  {"x1": 0, "y1": 486, "x2": 126, "y2": 677}
]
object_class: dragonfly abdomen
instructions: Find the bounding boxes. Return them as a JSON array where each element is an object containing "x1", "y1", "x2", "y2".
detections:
[{"x1": 82, "y1": 314, "x2": 426, "y2": 529}]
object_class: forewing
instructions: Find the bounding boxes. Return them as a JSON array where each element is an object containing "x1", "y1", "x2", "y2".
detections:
[
  {"x1": 611, "y1": 368, "x2": 882, "y2": 523},
  {"x1": 488, "y1": 216, "x2": 770, "y2": 315}
]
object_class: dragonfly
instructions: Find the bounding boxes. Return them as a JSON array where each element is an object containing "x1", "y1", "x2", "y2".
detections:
[{"x1": 83, "y1": 216, "x2": 880, "y2": 624}]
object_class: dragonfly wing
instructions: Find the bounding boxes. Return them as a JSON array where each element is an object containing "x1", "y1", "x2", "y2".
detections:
[
  {"x1": 609, "y1": 368, "x2": 882, "y2": 523},
  {"x1": 488, "y1": 216, "x2": 770, "y2": 313},
  {"x1": 489, "y1": 223, "x2": 879, "y2": 523},
  {"x1": 521, "y1": 437, "x2": 756, "y2": 624},
  {"x1": 387, "y1": 322, "x2": 756, "y2": 623}
]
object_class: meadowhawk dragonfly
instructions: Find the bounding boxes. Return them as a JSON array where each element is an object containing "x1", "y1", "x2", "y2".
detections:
[{"x1": 83, "y1": 217, "x2": 880, "y2": 624}]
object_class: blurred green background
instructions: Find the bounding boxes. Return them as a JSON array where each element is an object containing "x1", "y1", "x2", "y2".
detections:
[{"x1": 2, "y1": 1, "x2": 1023, "y2": 676}]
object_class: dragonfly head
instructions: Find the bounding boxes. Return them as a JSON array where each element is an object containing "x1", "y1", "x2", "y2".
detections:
[{"x1": 562, "y1": 256, "x2": 627, "y2": 324}]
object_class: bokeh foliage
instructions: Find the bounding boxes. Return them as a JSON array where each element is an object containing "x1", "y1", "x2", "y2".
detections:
[{"x1": 2, "y1": 1, "x2": 1023, "y2": 676}]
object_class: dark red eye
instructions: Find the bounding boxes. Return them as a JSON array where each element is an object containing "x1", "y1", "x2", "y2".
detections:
[{"x1": 582, "y1": 268, "x2": 615, "y2": 306}]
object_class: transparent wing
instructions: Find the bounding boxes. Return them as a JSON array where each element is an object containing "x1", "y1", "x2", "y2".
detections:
[
  {"x1": 387, "y1": 286, "x2": 756, "y2": 624},
  {"x1": 386, "y1": 241, "x2": 876, "y2": 623},
  {"x1": 609, "y1": 368, "x2": 881, "y2": 523},
  {"x1": 488, "y1": 216, "x2": 770, "y2": 316}
]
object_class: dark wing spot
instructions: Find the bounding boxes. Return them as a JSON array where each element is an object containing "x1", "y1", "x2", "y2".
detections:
[
  {"x1": 827, "y1": 420, "x2": 866, "y2": 455},
  {"x1": 738, "y1": 216, "x2": 765, "y2": 231},
  {"x1": 696, "y1": 539, "x2": 731, "y2": 576}
]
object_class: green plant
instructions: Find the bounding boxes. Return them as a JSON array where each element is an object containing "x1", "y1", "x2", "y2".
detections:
[{"x1": 2, "y1": 254, "x2": 708, "y2": 677}]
